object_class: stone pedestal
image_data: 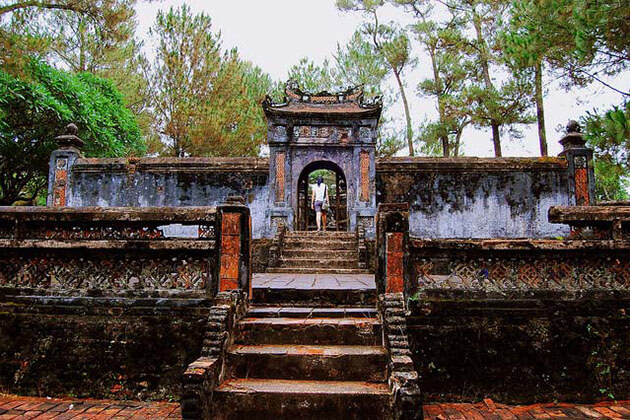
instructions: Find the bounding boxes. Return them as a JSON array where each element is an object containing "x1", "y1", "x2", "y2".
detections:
[{"x1": 558, "y1": 120, "x2": 595, "y2": 205}]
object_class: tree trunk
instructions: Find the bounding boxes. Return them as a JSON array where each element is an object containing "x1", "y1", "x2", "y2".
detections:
[
  {"x1": 491, "y1": 124, "x2": 501, "y2": 157},
  {"x1": 454, "y1": 127, "x2": 464, "y2": 157},
  {"x1": 535, "y1": 59, "x2": 548, "y2": 156},
  {"x1": 428, "y1": 46, "x2": 449, "y2": 157},
  {"x1": 79, "y1": 23, "x2": 86, "y2": 72},
  {"x1": 393, "y1": 69, "x2": 414, "y2": 157},
  {"x1": 472, "y1": 8, "x2": 502, "y2": 157},
  {"x1": 0, "y1": 2, "x2": 86, "y2": 16}
]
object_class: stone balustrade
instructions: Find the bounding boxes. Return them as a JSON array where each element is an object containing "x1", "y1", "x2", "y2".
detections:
[
  {"x1": 0, "y1": 203, "x2": 251, "y2": 297},
  {"x1": 410, "y1": 238, "x2": 630, "y2": 292},
  {"x1": 549, "y1": 205, "x2": 630, "y2": 240}
]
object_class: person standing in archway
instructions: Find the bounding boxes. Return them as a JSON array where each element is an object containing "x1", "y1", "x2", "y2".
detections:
[{"x1": 311, "y1": 175, "x2": 329, "y2": 232}]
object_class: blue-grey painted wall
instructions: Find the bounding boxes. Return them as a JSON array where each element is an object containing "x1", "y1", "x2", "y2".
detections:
[
  {"x1": 376, "y1": 158, "x2": 571, "y2": 238},
  {"x1": 57, "y1": 156, "x2": 572, "y2": 239},
  {"x1": 66, "y1": 158, "x2": 270, "y2": 238}
]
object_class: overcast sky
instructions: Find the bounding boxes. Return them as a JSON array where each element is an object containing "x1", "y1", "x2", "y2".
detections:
[{"x1": 135, "y1": 0, "x2": 629, "y2": 157}]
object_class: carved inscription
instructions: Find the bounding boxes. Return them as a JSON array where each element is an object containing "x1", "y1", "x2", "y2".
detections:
[
  {"x1": 360, "y1": 150, "x2": 370, "y2": 202},
  {"x1": 52, "y1": 158, "x2": 68, "y2": 207},
  {"x1": 275, "y1": 152, "x2": 285, "y2": 203},
  {"x1": 219, "y1": 213, "x2": 241, "y2": 292},
  {"x1": 386, "y1": 232, "x2": 404, "y2": 293}
]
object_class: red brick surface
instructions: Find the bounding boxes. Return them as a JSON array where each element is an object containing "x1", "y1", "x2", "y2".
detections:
[
  {"x1": 423, "y1": 400, "x2": 630, "y2": 419},
  {"x1": 0, "y1": 395, "x2": 179, "y2": 419},
  {"x1": 219, "y1": 212, "x2": 241, "y2": 291},
  {"x1": 386, "y1": 232, "x2": 404, "y2": 293},
  {"x1": 575, "y1": 166, "x2": 589, "y2": 205},
  {"x1": 2, "y1": 395, "x2": 629, "y2": 419}
]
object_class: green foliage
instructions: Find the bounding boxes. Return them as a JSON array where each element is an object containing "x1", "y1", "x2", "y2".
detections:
[
  {"x1": 332, "y1": 31, "x2": 387, "y2": 98},
  {"x1": 337, "y1": 0, "x2": 416, "y2": 155},
  {"x1": 403, "y1": 1, "x2": 470, "y2": 156},
  {"x1": 287, "y1": 29, "x2": 403, "y2": 157},
  {"x1": 506, "y1": 0, "x2": 629, "y2": 93},
  {"x1": 288, "y1": 58, "x2": 336, "y2": 93},
  {"x1": 143, "y1": 5, "x2": 280, "y2": 157},
  {"x1": 0, "y1": 0, "x2": 154, "y2": 149},
  {"x1": 582, "y1": 102, "x2": 630, "y2": 201},
  {"x1": 0, "y1": 59, "x2": 144, "y2": 205}
]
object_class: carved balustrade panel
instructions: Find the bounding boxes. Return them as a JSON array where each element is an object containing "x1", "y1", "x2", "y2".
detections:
[
  {"x1": 0, "y1": 251, "x2": 210, "y2": 292},
  {"x1": 414, "y1": 256, "x2": 630, "y2": 291}
]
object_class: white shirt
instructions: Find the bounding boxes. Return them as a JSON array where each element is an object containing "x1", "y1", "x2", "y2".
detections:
[{"x1": 312, "y1": 183, "x2": 327, "y2": 201}]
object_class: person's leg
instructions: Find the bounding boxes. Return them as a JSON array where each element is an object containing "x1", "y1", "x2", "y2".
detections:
[
  {"x1": 316, "y1": 210, "x2": 321, "y2": 231},
  {"x1": 322, "y1": 211, "x2": 327, "y2": 231}
]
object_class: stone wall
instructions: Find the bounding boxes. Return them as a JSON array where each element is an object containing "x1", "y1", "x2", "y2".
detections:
[
  {"x1": 377, "y1": 158, "x2": 571, "y2": 238},
  {"x1": 408, "y1": 289, "x2": 630, "y2": 403},
  {"x1": 406, "y1": 237, "x2": 630, "y2": 403},
  {"x1": 0, "y1": 205, "x2": 252, "y2": 400},
  {"x1": 55, "y1": 156, "x2": 576, "y2": 240},
  {"x1": 0, "y1": 294, "x2": 210, "y2": 400},
  {"x1": 67, "y1": 158, "x2": 270, "y2": 238}
]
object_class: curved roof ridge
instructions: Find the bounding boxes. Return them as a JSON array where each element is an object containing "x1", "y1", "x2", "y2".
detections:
[{"x1": 262, "y1": 80, "x2": 382, "y2": 116}]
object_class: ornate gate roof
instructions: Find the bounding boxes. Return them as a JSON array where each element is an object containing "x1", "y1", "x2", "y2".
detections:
[{"x1": 262, "y1": 81, "x2": 381, "y2": 118}]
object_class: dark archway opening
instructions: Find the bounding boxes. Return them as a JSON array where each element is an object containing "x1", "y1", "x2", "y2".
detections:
[{"x1": 296, "y1": 161, "x2": 348, "y2": 231}]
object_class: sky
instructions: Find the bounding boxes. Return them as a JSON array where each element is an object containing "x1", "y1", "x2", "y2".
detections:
[{"x1": 135, "y1": 0, "x2": 629, "y2": 158}]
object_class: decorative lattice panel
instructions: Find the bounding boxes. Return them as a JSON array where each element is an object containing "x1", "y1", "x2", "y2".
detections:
[
  {"x1": 415, "y1": 257, "x2": 630, "y2": 291},
  {"x1": 0, "y1": 253, "x2": 209, "y2": 291}
]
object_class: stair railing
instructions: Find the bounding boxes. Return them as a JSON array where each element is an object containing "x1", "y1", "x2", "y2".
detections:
[
  {"x1": 268, "y1": 221, "x2": 286, "y2": 268},
  {"x1": 356, "y1": 223, "x2": 368, "y2": 270}
]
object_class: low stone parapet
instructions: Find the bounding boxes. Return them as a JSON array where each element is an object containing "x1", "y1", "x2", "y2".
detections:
[
  {"x1": 550, "y1": 205, "x2": 630, "y2": 240},
  {"x1": 410, "y1": 238, "x2": 630, "y2": 292},
  {"x1": 0, "y1": 204, "x2": 251, "y2": 298}
]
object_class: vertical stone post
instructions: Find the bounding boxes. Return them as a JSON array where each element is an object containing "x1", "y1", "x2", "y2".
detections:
[
  {"x1": 217, "y1": 196, "x2": 252, "y2": 298},
  {"x1": 376, "y1": 203, "x2": 413, "y2": 298},
  {"x1": 47, "y1": 123, "x2": 84, "y2": 206},
  {"x1": 559, "y1": 120, "x2": 595, "y2": 205}
]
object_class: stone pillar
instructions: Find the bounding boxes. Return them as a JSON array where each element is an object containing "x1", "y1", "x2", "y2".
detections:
[
  {"x1": 47, "y1": 123, "x2": 84, "y2": 206},
  {"x1": 217, "y1": 196, "x2": 252, "y2": 297},
  {"x1": 559, "y1": 120, "x2": 595, "y2": 206},
  {"x1": 376, "y1": 203, "x2": 413, "y2": 298}
]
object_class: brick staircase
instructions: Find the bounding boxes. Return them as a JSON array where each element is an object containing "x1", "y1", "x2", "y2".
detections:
[
  {"x1": 267, "y1": 230, "x2": 369, "y2": 274},
  {"x1": 211, "y1": 289, "x2": 393, "y2": 419}
]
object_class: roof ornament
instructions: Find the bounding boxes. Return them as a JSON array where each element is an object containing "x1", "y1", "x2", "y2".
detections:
[
  {"x1": 54, "y1": 123, "x2": 84, "y2": 150},
  {"x1": 559, "y1": 119, "x2": 586, "y2": 150},
  {"x1": 262, "y1": 80, "x2": 382, "y2": 114}
]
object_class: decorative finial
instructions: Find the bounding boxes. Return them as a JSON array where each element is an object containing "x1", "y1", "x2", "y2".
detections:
[
  {"x1": 66, "y1": 123, "x2": 78, "y2": 136},
  {"x1": 55, "y1": 122, "x2": 84, "y2": 149},
  {"x1": 559, "y1": 119, "x2": 586, "y2": 151},
  {"x1": 566, "y1": 120, "x2": 581, "y2": 134}
]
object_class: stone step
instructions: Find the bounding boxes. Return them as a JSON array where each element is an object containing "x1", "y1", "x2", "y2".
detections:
[
  {"x1": 284, "y1": 238, "x2": 356, "y2": 248},
  {"x1": 234, "y1": 317, "x2": 382, "y2": 345},
  {"x1": 213, "y1": 379, "x2": 392, "y2": 420},
  {"x1": 226, "y1": 344, "x2": 388, "y2": 381},
  {"x1": 286, "y1": 231, "x2": 356, "y2": 238},
  {"x1": 246, "y1": 306, "x2": 378, "y2": 318},
  {"x1": 278, "y1": 257, "x2": 360, "y2": 269},
  {"x1": 252, "y1": 286, "x2": 376, "y2": 306},
  {"x1": 265, "y1": 267, "x2": 371, "y2": 274},
  {"x1": 282, "y1": 249, "x2": 359, "y2": 259}
]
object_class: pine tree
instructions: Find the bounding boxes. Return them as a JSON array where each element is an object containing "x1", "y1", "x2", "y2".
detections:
[{"x1": 337, "y1": 0, "x2": 416, "y2": 156}]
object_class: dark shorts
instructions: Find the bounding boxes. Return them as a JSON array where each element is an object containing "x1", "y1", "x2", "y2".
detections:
[{"x1": 314, "y1": 200, "x2": 323, "y2": 212}]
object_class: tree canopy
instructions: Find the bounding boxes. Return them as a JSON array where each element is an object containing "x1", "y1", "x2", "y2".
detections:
[
  {"x1": 0, "y1": 59, "x2": 144, "y2": 205},
  {"x1": 583, "y1": 102, "x2": 630, "y2": 201},
  {"x1": 0, "y1": 0, "x2": 628, "y2": 201},
  {"x1": 142, "y1": 5, "x2": 281, "y2": 157}
]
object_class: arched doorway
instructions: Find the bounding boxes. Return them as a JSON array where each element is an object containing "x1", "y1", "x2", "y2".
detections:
[{"x1": 296, "y1": 161, "x2": 348, "y2": 231}]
